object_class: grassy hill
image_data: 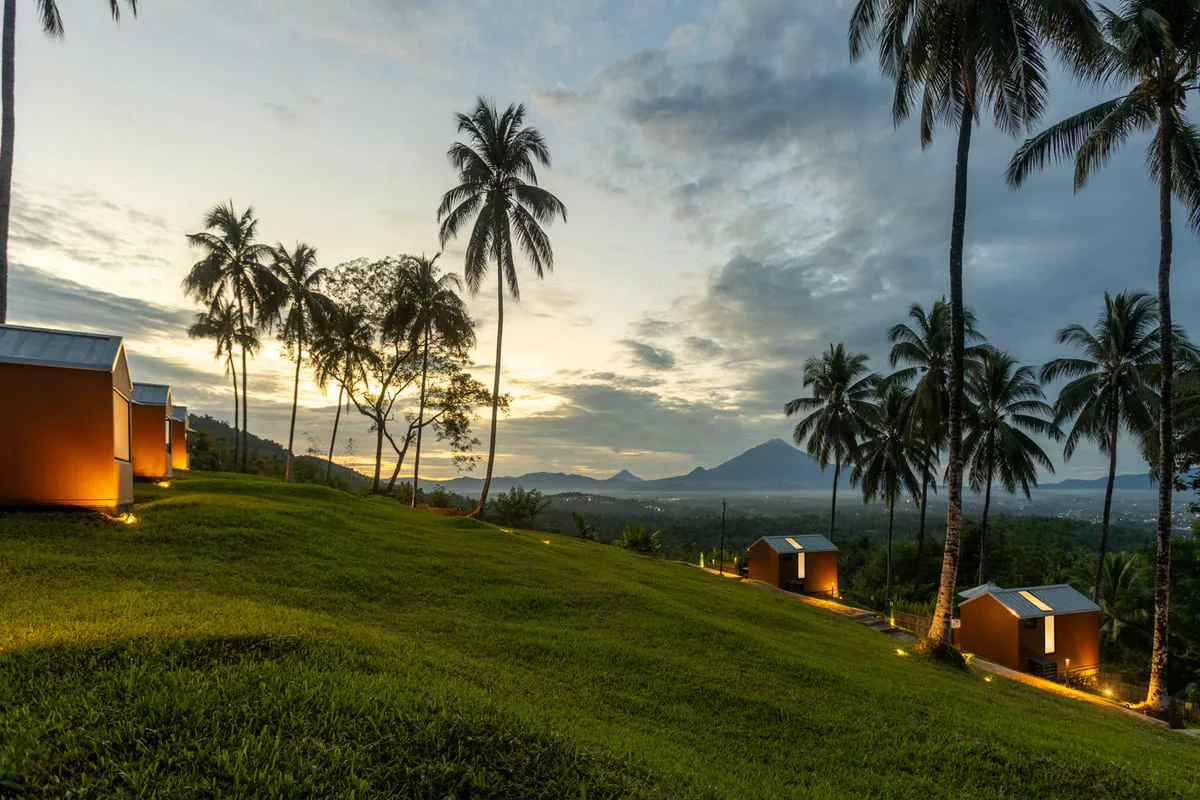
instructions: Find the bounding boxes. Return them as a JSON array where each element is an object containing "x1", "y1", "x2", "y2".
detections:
[{"x1": 0, "y1": 473, "x2": 1195, "y2": 799}]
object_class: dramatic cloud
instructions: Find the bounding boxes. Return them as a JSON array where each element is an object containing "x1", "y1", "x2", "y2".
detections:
[{"x1": 622, "y1": 339, "x2": 677, "y2": 371}]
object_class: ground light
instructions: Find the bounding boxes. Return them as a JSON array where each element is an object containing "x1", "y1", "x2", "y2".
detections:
[
  {"x1": 105, "y1": 512, "x2": 138, "y2": 525},
  {"x1": 153, "y1": 481, "x2": 171, "y2": 488},
  {"x1": 896, "y1": 648, "x2": 907, "y2": 657},
  {"x1": 1104, "y1": 688, "x2": 1113, "y2": 697},
  {"x1": 985, "y1": 676, "x2": 993, "y2": 683}
]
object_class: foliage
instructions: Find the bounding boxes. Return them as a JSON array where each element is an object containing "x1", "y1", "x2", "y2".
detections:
[
  {"x1": 614, "y1": 524, "x2": 662, "y2": 554},
  {"x1": 1, "y1": 473, "x2": 1196, "y2": 798},
  {"x1": 426, "y1": 485, "x2": 460, "y2": 510},
  {"x1": 487, "y1": 486, "x2": 552, "y2": 527},
  {"x1": 572, "y1": 512, "x2": 598, "y2": 541}
]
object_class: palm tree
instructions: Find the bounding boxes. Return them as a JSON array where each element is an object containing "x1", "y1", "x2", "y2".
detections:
[
  {"x1": 268, "y1": 242, "x2": 333, "y2": 483},
  {"x1": 187, "y1": 298, "x2": 259, "y2": 471},
  {"x1": 311, "y1": 304, "x2": 377, "y2": 485},
  {"x1": 1041, "y1": 292, "x2": 1160, "y2": 604},
  {"x1": 437, "y1": 97, "x2": 567, "y2": 516},
  {"x1": 785, "y1": 343, "x2": 878, "y2": 542},
  {"x1": 964, "y1": 349, "x2": 1059, "y2": 584},
  {"x1": 387, "y1": 254, "x2": 475, "y2": 507},
  {"x1": 183, "y1": 202, "x2": 275, "y2": 472},
  {"x1": 888, "y1": 299, "x2": 987, "y2": 586},
  {"x1": 1006, "y1": 0, "x2": 1200, "y2": 711},
  {"x1": 849, "y1": 0, "x2": 1098, "y2": 646},
  {"x1": 0, "y1": 0, "x2": 136, "y2": 323},
  {"x1": 852, "y1": 379, "x2": 923, "y2": 610}
]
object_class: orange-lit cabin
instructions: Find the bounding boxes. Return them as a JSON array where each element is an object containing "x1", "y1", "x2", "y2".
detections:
[
  {"x1": 170, "y1": 405, "x2": 190, "y2": 471},
  {"x1": 131, "y1": 383, "x2": 173, "y2": 481},
  {"x1": 747, "y1": 534, "x2": 838, "y2": 595},
  {"x1": 0, "y1": 323, "x2": 134, "y2": 513},
  {"x1": 957, "y1": 583, "x2": 1100, "y2": 679}
]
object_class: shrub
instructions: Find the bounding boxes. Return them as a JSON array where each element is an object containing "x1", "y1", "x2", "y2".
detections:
[{"x1": 614, "y1": 524, "x2": 661, "y2": 554}]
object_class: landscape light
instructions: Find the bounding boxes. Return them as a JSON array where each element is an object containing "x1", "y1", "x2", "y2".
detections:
[
  {"x1": 896, "y1": 648, "x2": 907, "y2": 657},
  {"x1": 542, "y1": 539, "x2": 550, "y2": 545},
  {"x1": 153, "y1": 480, "x2": 171, "y2": 488},
  {"x1": 1104, "y1": 688, "x2": 1113, "y2": 697},
  {"x1": 984, "y1": 676, "x2": 993, "y2": 683}
]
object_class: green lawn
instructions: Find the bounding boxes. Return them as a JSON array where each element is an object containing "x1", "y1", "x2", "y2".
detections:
[{"x1": 0, "y1": 473, "x2": 1195, "y2": 799}]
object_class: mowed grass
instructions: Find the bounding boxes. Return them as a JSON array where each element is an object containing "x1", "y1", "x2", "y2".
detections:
[{"x1": 0, "y1": 473, "x2": 1196, "y2": 799}]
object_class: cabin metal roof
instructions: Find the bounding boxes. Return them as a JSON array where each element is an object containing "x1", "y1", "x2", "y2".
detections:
[
  {"x1": 959, "y1": 583, "x2": 1098, "y2": 619},
  {"x1": 757, "y1": 534, "x2": 838, "y2": 554},
  {"x1": 171, "y1": 405, "x2": 188, "y2": 422},
  {"x1": 132, "y1": 383, "x2": 171, "y2": 406},
  {"x1": 0, "y1": 323, "x2": 124, "y2": 372}
]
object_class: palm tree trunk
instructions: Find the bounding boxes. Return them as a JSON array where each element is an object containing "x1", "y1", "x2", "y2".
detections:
[
  {"x1": 929, "y1": 101, "x2": 973, "y2": 646},
  {"x1": 412, "y1": 324, "x2": 430, "y2": 507},
  {"x1": 372, "y1": 404, "x2": 385, "y2": 493},
  {"x1": 284, "y1": 333, "x2": 303, "y2": 483},
  {"x1": 1094, "y1": 395, "x2": 1120, "y2": 604},
  {"x1": 234, "y1": 289, "x2": 249, "y2": 473},
  {"x1": 977, "y1": 436, "x2": 994, "y2": 585},
  {"x1": 885, "y1": 499, "x2": 895, "y2": 611},
  {"x1": 1146, "y1": 107, "x2": 1175, "y2": 713},
  {"x1": 916, "y1": 471, "x2": 929, "y2": 588},
  {"x1": 829, "y1": 455, "x2": 841, "y2": 542},
  {"x1": 473, "y1": 268, "x2": 505, "y2": 517},
  {"x1": 230, "y1": 353, "x2": 239, "y2": 473},
  {"x1": 0, "y1": 0, "x2": 14, "y2": 324},
  {"x1": 325, "y1": 383, "x2": 344, "y2": 485}
]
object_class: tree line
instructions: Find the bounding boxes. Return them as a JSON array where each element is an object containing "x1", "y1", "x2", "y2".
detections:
[{"x1": 181, "y1": 98, "x2": 566, "y2": 514}]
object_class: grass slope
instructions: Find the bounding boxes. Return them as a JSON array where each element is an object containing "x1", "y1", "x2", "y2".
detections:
[{"x1": 0, "y1": 473, "x2": 1195, "y2": 799}]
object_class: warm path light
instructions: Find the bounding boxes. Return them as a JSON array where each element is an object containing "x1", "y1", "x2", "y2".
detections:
[
  {"x1": 896, "y1": 648, "x2": 907, "y2": 657},
  {"x1": 153, "y1": 481, "x2": 171, "y2": 488}
]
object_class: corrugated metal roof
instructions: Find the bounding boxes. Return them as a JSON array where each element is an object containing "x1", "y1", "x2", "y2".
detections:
[
  {"x1": 132, "y1": 383, "x2": 171, "y2": 406},
  {"x1": 0, "y1": 323, "x2": 123, "y2": 372},
  {"x1": 171, "y1": 405, "x2": 188, "y2": 422},
  {"x1": 758, "y1": 534, "x2": 838, "y2": 553},
  {"x1": 959, "y1": 583, "x2": 1098, "y2": 619}
]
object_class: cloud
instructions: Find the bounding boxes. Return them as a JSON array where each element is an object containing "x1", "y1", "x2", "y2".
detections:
[
  {"x1": 621, "y1": 338, "x2": 677, "y2": 370},
  {"x1": 262, "y1": 101, "x2": 300, "y2": 127}
]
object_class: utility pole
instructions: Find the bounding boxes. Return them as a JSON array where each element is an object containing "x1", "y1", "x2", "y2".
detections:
[{"x1": 719, "y1": 498, "x2": 727, "y2": 576}]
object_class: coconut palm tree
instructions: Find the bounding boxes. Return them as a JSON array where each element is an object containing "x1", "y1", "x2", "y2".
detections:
[
  {"x1": 964, "y1": 349, "x2": 1060, "y2": 584},
  {"x1": 888, "y1": 298, "x2": 987, "y2": 585},
  {"x1": 1006, "y1": 0, "x2": 1200, "y2": 711},
  {"x1": 1041, "y1": 292, "x2": 1160, "y2": 603},
  {"x1": 183, "y1": 202, "x2": 275, "y2": 472},
  {"x1": 187, "y1": 298, "x2": 259, "y2": 471},
  {"x1": 0, "y1": 0, "x2": 137, "y2": 324},
  {"x1": 849, "y1": 0, "x2": 1099, "y2": 646},
  {"x1": 785, "y1": 343, "x2": 878, "y2": 542},
  {"x1": 311, "y1": 304, "x2": 378, "y2": 485},
  {"x1": 852, "y1": 380, "x2": 924, "y2": 610},
  {"x1": 437, "y1": 97, "x2": 567, "y2": 516},
  {"x1": 269, "y1": 242, "x2": 333, "y2": 483},
  {"x1": 386, "y1": 254, "x2": 475, "y2": 507}
]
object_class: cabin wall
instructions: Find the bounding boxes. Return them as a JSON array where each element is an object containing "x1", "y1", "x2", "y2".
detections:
[
  {"x1": 170, "y1": 419, "x2": 189, "y2": 471},
  {"x1": 1050, "y1": 611, "x2": 1100, "y2": 676},
  {"x1": 805, "y1": 551, "x2": 838, "y2": 595},
  {"x1": 131, "y1": 403, "x2": 171, "y2": 480},
  {"x1": 0, "y1": 362, "x2": 129, "y2": 512},
  {"x1": 747, "y1": 541, "x2": 779, "y2": 586},
  {"x1": 958, "y1": 594, "x2": 1019, "y2": 671}
]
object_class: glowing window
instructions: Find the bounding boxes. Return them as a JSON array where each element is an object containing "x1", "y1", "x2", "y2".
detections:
[
  {"x1": 797, "y1": 552, "x2": 806, "y2": 580},
  {"x1": 113, "y1": 390, "x2": 130, "y2": 462},
  {"x1": 784, "y1": 537, "x2": 803, "y2": 550},
  {"x1": 1018, "y1": 590, "x2": 1054, "y2": 613},
  {"x1": 1044, "y1": 615, "x2": 1056, "y2": 654}
]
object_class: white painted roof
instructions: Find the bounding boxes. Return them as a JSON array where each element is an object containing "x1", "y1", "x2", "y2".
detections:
[{"x1": 0, "y1": 323, "x2": 123, "y2": 372}]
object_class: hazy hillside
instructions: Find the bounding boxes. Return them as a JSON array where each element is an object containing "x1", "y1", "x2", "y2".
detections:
[{"x1": 0, "y1": 474, "x2": 1194, "y2": 798}]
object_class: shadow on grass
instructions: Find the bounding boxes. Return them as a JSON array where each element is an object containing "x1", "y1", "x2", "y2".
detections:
[{"x1": 0, "y1": 634, "x2": 680, "y2": 800}]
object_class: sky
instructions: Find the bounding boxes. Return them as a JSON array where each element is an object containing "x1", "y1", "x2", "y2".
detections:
[{"x1": 7, "y1": 0, "x2": 1200, "y2": 483}]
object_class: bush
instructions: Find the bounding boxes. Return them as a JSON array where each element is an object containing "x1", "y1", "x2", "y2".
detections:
[
  {"x1": 614, "y1": 524, "x2": 661, "y2": 554},
  {"x1": 427, "y1": 485, "x2": 458, "y2": 509},
  {"x1": 487, "y1": 486, "x2": 551, "y2": 528}
]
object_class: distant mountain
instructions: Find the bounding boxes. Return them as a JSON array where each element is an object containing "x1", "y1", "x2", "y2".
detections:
[
  {"x1": 433, "y1": 439, "x2": 845, "y2": 495},
  {"x1": 1041, "y1": 473, "x2": 1158, "y2": 491}
]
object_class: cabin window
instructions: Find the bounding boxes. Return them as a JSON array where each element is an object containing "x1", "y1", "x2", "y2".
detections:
[
  {"x1": 1044, "y1": 615, "x2": 1056, "y2": 654},
  {"x1": 166, "y1": 418, "x2": 173, "y2": 453},
  {"x1": 113, "y1": 390, "x2": 130, "y2": 462},
  {"x1": 797, "y1": 553, "x2": 806, "y2": 580}
]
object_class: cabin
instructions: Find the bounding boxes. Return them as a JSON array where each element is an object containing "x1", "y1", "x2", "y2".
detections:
[
  {"x1": 130, "y1": 383, "x2": 173, "y2": 481},
  {"x1": 0, "y1": 323, "x2": 134, "y2": 513},
  {"x1": 747, "y1": 534, "x2": 838, "y2": 595},
  {"x1": 957, "y1": 583, "x2": 1100, "y2": 679},
  {"x1": 170, "y1": 405, "x2": 190, "y2": 472}
]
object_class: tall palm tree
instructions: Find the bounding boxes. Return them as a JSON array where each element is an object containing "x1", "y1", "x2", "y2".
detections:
[
  {"x1": 964, "y1": 349, "x2": 1059, "y2": 584},
  {"x1": 1041, "y1": 292, "x2": 1160, "y2": 604},
  {"x1": 785, "y1": 343, "x2": 878, "y2": 542},
  {"x1": 849, "y1": 0, "x2": 1098, "y2": 646},
  {"x1": 437, "y1": 97, "x2": 567, "y2": 516},
  {"x1": 0, "y1": 0, "x2": 136, "y2": 323},
  {"x1": 187, "y1": 298, "x2": 259, "y2": 471},
  {"x1": 1006, "y1": 0, "x2": 1200, "y2": 711},
  {"x1": 269, "y1": 242, "x2": 333, "y2": 483},
  {"x1": 311, "y1": 304, "x2": 378, "y2": 486},
  {"x1": 888, "y1": 298, "x2": 987, "y2": 585},
  {"x1": 387, "y1": 254, "x2": 475, "y2": 507},
  {"x1": 852, "y1": 380, "x2": 923, "y2": 610},
  {"x1": 183, "y1": 202, "x2": 275, "y2": 473}
]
